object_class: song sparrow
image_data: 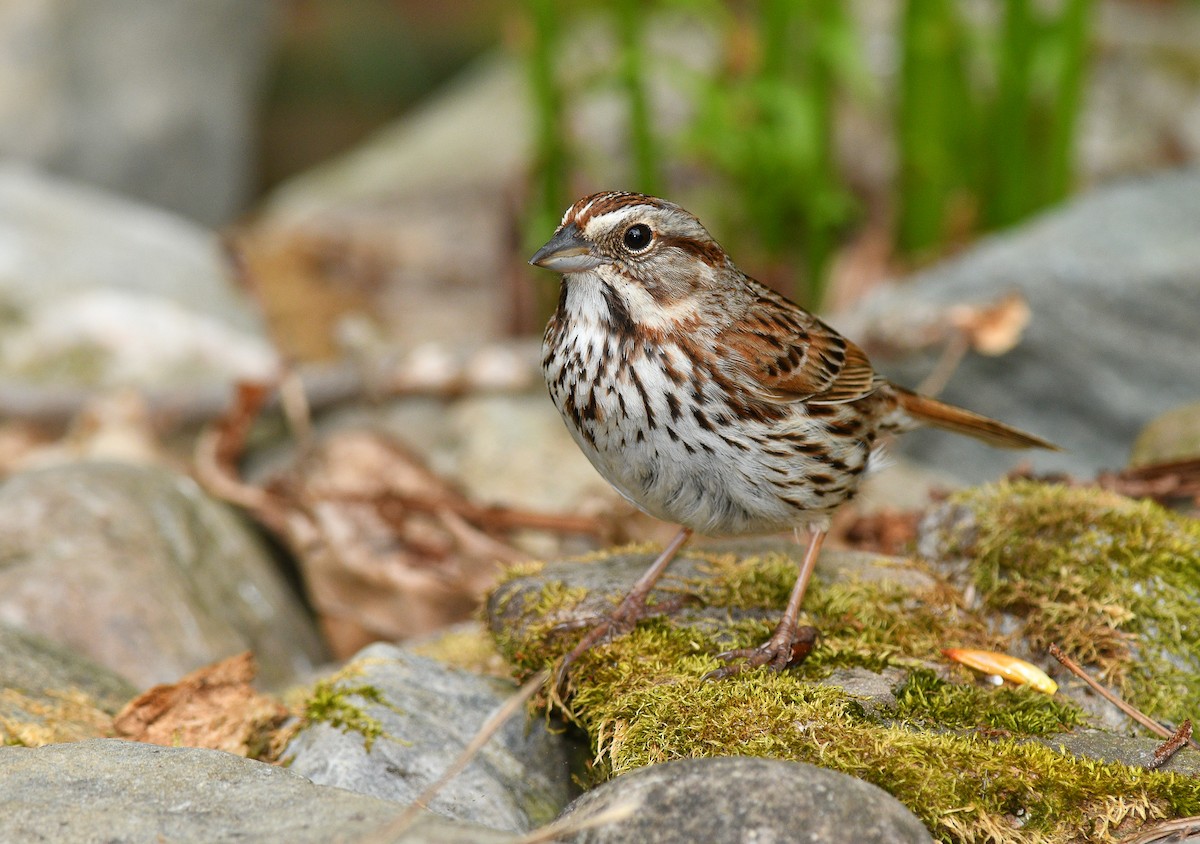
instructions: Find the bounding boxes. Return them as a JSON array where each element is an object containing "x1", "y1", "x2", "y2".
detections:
[{"x1": 530, "y1": 191, "x2": 1055, "y2": 683}]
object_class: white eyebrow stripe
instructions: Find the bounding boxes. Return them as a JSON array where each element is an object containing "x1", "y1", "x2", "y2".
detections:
[{"x1": 581, "y1": 204, "x2": 657, "y2": 240}]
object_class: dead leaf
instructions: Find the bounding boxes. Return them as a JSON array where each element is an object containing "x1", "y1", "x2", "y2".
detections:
[
  {"x1": 112, "y1": 652, "x2": 287, "y2": 759},
  {"x1": 947, "y1": 292, "x2": 1031, "y2": 356},
  {"x1": 195, "y1": 385, "x2": 607, "y2": 659},
  {"x1": 274, "y1": 429, "x2": 525, "y2": 656}
]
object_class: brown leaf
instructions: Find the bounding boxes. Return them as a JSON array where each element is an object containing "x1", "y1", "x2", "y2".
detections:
[
  {"x1": 273, "y1": 430, "x2": 522, "y2": 657},
  {"x1": 946, "y1": 292, "x2": 1031, "y2": 356},
  {"x1": 112, "y1": 652, "x2": 287, "y2": 759},
  {"x1": 197, "y1": 383, "x2": 607, "y2": 660}
]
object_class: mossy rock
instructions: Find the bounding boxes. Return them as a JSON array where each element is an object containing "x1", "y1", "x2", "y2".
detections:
[
  {"x1": 920, "y1": 479, "x2": 1200, "y2": 727},
  {"x1": 1129, "y1": 401, "x2": 1200, "y2": 466},
  {"x1": 0, "y1": 624, "x2": 137, "y2": 746},
  {"x1": 486, "y1": 485, "x2": 1200, "y2": 844}
]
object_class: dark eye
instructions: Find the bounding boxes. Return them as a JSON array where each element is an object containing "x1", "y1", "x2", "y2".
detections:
[{"x1": 622, "y1": 223, "x2": 652, "y2": 252}]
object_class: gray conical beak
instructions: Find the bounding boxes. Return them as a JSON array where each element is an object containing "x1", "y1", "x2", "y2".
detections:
[{"x1": 529, "y1": 223, "x2": 605, "y2": 273}]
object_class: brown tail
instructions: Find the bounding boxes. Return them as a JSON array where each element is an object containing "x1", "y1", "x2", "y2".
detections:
[{"x1": 891, "y1": 386, "x2": 1059, "y2": 450}]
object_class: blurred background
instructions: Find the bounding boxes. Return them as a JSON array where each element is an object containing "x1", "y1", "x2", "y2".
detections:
[
  {"x1": 2, "y1": 2, "x2": 1197, "y2": 327},
  {"x1": 0, "y1": 0, "x2": 1197, "y2": 665}
]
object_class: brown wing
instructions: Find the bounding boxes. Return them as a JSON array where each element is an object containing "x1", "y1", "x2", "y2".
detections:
[{"x1": 717, "y1": 280, "x2": 881, "y2": 405}]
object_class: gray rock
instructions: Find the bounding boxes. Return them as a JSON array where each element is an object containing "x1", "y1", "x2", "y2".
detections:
[
  {"x1": 0, "y1": 738, "x2": 516, "y2": 844},
  {"x1": 0, "y1": 462, "x2": 325, "y2": 688},
  {"x1": 253, "y1": 56, "x2": 528, "y2": 349},
  {"x1": 262, "y1": 55, "x2": 527, "y2": 222},
  {"x1": 284, "y1": 645, "x2": 572, "y2": 833},
  {"x1": 845, "y1": 168, "x2": 1200, "y2": 482},
  {"x1": 557, "y1": 757, "x2": 932, "y2": 843},
  {"x1": 487, "y1": 540, "x2": 932, "y2": 651},
  {"x1": 0, "y1": 165, "x2": 276, "y2": 395},
  {"x1": 820, "y1": 666, "x2": 908, "y2": 717},
  {"x1": 0, "y1": 2, "x2": 273, "y2": 224},
  {"x1": 0, "y1": 623, "x2": 137, "y2": 745},
  {"x1": 1041, "y1": 729, "x2": 1200, "y2": 778}
]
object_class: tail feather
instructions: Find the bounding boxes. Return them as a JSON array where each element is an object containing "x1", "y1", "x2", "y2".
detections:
[{"x1": 891, "y1": 386, "x2": 1059, "y2": 451}]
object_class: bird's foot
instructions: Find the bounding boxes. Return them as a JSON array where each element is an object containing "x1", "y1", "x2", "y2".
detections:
[
  {"x1": 551, "y1": 593, "x2": 685, "y2": 692},
  {"x1": 703, "y1": 624, "x2": 818, "y2": 681}
]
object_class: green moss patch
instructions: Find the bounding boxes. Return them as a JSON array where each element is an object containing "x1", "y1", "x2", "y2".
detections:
[
  {"x1": 296, "y1": 661, "x2": 406, "y2": 752},
  {"x1": 519, "y1": 619, "x2": 1196, "y2": 843},
  {"x1": 488, "y1": 482, "x2": 1200, "y2": 843},
  {"x1": 936, "y1": 480, "x2": 1200, "y2": 724}
]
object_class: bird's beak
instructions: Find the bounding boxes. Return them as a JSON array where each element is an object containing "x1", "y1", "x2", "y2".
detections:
[{"x1": 528, "y1": 224, "x2": 605, "y2": 273}]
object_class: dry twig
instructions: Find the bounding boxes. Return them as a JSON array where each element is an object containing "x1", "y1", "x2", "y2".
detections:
[
  {"x1": 1120, "y1": 816, "x2": 1200, "y2": 844},
  {"x1": 1150, "y1": 719, "x2": 1193, "y2": 770},
  {"x1": 1048, "y1": 643, "x2": 1200, "y2": 753},
  {"x1": 364, "y1": 670, "x2": 550, "y2": 842}
]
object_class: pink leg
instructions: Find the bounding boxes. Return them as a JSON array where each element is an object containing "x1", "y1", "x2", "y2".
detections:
[
  {"x1": 553, "y1": 527, "x2": 692, "y2": 690},
  {"x1": 704, "y1": 525, "x2": 826, "y2": 681}
]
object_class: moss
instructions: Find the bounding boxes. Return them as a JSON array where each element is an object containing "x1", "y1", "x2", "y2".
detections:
[
  {"x1": 493, "y1": 577, "x2": 593, "y2": 675},
  {"x1": 685, "y1": 550, "x2": 1003, "y2": 678},
  {"x1": 488, "y1": 483, "x2": 1200, "y2": 843},
  {"x1": 494, "y1": 559, "x2": 546, "y2": 585},
  {"x1": 297, "y1": 663, "x2": 405, "y2": 752},
  {"x1": 537, "y1": 623, "x2": 1199, "y2": 843},
  {"x1": 0, "y1": 688, "x2": 115, "y2": 747},
  {"x1": 940, "y1": 480, "x2": 1200, "y2": 724},
  {"x1": 891, "y1": 668, "x2": 1082, "y2": 734},
  {"x1": 407, "y1": 625, "x2": 511, "y2": 678}
]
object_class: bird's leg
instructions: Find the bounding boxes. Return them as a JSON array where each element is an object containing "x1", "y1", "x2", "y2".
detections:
[
  {"x1": 553, "y1": 527, "x2": 692, "y2": 689},
  {"x1": 705, "y1": 525, "x2": 826, "y2": 681}
]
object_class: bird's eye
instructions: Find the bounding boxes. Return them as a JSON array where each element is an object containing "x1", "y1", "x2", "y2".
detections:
[{"x1": 622, "y1": 223, "x2": 653, "y2": 252}]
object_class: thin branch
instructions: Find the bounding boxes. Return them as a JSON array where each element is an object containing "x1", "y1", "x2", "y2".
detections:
[
  {"x1": 1048, "y1": 643, "x2": 1200, "y2": 751},
  {"x1": 1121, "y1": 816, "x2": 1200, "y2": 844},
  {"x1": 364, "y1": 669, "x2": 549, "y2": 842},
  {"x1": 513, "y1": 800, "x2": 640, "y2": 844}
]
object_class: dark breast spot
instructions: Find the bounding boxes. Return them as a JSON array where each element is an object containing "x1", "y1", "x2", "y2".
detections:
[
  {"x1": 601, "y1": 284, "x2": 636, "y2": 339},
  {"x1": 666, "y1": 391, "x2": 682, "y2": 422}
]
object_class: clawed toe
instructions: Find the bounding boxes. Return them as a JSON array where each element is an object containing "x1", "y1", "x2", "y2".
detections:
[
  {"x1": 551, "y1": 596, "x2": 682, "y2": 692},
  {"x1": 703, "y1": 625, "x2": 818, "y2": 682}
]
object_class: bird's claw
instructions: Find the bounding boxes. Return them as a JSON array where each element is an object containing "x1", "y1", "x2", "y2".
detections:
[
  {"x1": 702, "y1": 625, "x2": 818, "y2": 682},
  {"x1": 551, "y1": 595, "x2": 687, "y2": 694}
]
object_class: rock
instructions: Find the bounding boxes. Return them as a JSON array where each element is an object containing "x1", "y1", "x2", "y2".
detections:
[
  {"x1": 284, "y1": 644, "x2": 573, "y2": 833},
  {"x1": 242, "y1": 56, "x2": 528, "y2": 354},
  {"x1": 845, "y1": 168, "x2": 1200, "y2": 482},
  {"x1": 819, "y1": 666, "x2": 908, "y2": 717},
  {"x1": 0, "y1": 624, "x2": 137, "y2": 746},
  {"x1": 1042, "y1": 729, "x2": 1200, "y2": 778},
  {"x1": 0, "y1": 3, "x2": 273, "y2": 224},
  {"x1": 484, "y1": 530, "x2": 1200, "y2": 842},
  {"x1": 0, "y1": 739, "x2": 516, "y2": 844},
  {"x1": 487, "y1": 539, "x2": 935, "y2": 652},
  {"x1": 261, "y1": 55, "x2": 527, "y2": 223},
  {"x1": 0, "y1": 462, "x2": 326, "y2": 688},
  {"x1": 557, "y1": 757, "x2": 932, "y2": 843},
  {"x1": 1130, "y1": 401, "x2": 1200, "y2": 466},
  {"x1": 0, "y1": 165, "x2": 276, "y2": 398},
  {"x1": 916, "y1": 480, "x2": 1200, "y2": 731}
]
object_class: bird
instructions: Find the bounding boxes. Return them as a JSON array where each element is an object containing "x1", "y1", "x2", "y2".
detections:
[{"x1": 529, "y1": 191, "x2": 1056, "y2": 684}]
